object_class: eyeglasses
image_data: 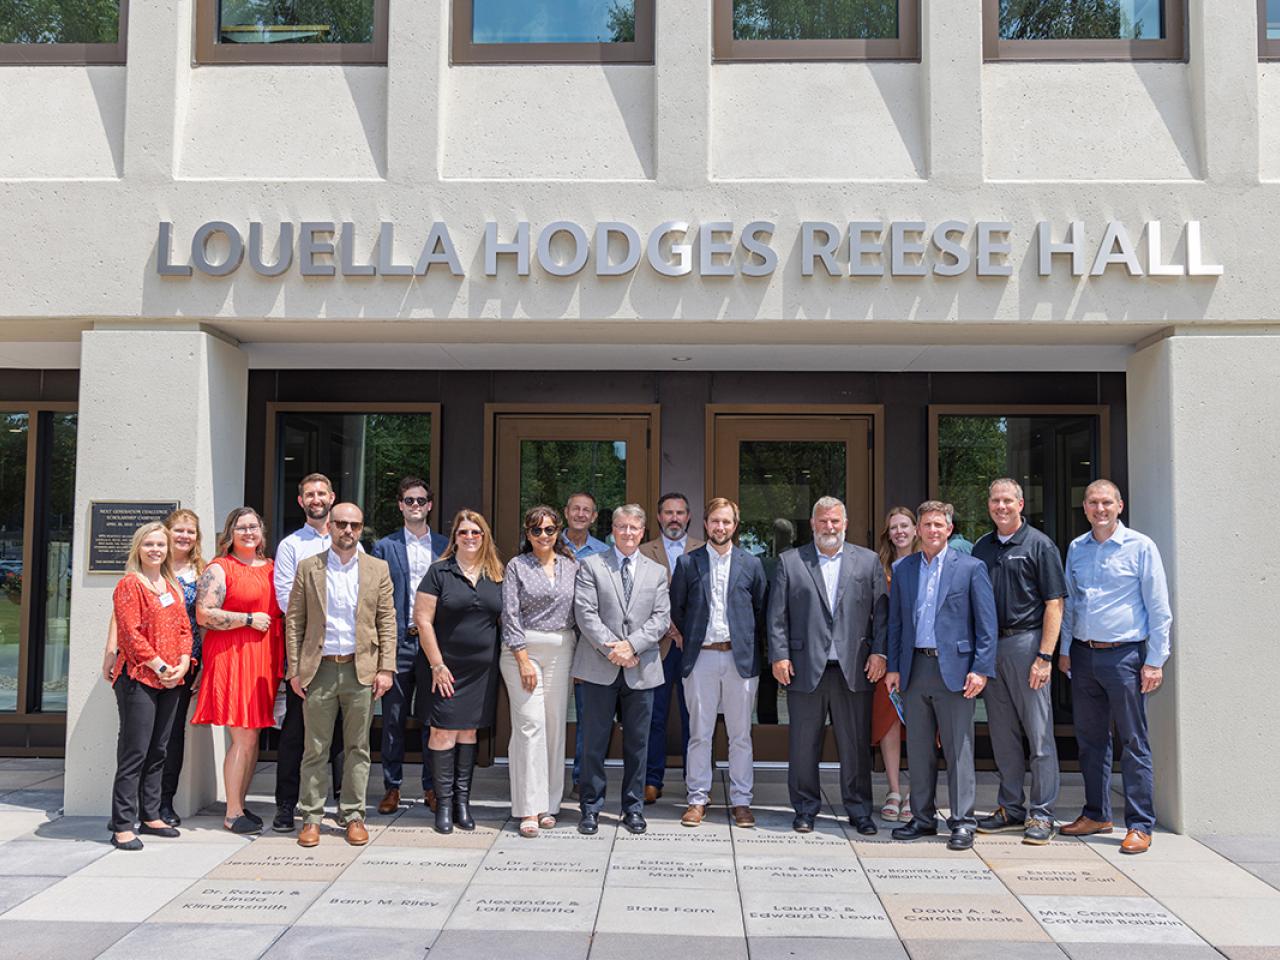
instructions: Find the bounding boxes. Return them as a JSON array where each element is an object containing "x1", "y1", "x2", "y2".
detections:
[
  {"x1": 331, "y1": 520, "x2": 364, "y2": 531},
  {"x1": 614, "y1": 524, "x2": 645, "y2": 534},
  {"x1": 400, "y1": 496, "x2": 430, "y2": 507},
  {"x1": 233, "y1": 523, "x2": 261, "y2": 534},
  {"x1": 456, "y1": 530, "x2": 484, "y2": 539},
  {"x1": 527, "y1": 525, "x2": 559, "y2": 537}
]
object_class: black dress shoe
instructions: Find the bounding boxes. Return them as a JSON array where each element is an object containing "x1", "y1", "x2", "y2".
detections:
[
  {"x1": 578, "y1": 812, "x2": 599, "y2": 835},
  {"x1": 271, "y1": 806, "x2": 296, "y2": 833},
  {"x1": 892, "y1": 820, "x2": 939, "y2": 841},
  {"x1": 621, "y1": 812, "x2": 647, "y2": 835},
  {"x1": 850, "y1": 816, "x2": 878, "y2": 836},
  {"x1": 138, "y1": 823, "x2": 180, "y2": 838},
  {"x1": 792, "y1": 814, "x2": 815, "y2": 833},
  {"x1": 157, "y1": 803, "x2": 181, "y2": 827},
  {"x1": 111, "y1": 835, "x2": 144, "y2": 851},
  {"x1": 948, "y1": 827, "x2": 975, "y2": 850}
]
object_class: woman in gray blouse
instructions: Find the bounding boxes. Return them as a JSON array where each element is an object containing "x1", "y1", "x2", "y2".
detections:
[{"x1": 500, "y1": 505, "x2": 579, "y2": 836}]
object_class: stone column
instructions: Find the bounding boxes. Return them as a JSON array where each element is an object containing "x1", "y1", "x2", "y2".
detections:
[
  {"x1": 63, "y1": 327, "x2": 248, "y2": 819},
  {"x1": 1126, "y1": 330, "x2": 1280, "y2": 834}
]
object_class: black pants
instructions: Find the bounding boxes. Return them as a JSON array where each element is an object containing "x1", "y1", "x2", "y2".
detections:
[
  {"x1": 112, "y1": 675, "x2": 182, "y2": 832},
  {"x1": 578, "y1": 673, "x2": 654, "y2": 816},
  {"x1": 275, "y1": 682, "x2": 344, "y2": 809},
  {"x1": 786, "y1": 663, "x2": 875, "y2": 818},
  {"x1": 158, "y1": 665, "x2": 198, "y2": 806}
]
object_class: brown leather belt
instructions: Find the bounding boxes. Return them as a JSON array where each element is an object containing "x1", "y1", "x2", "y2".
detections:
[
  {"x1": 914, "y1": 648, "x2": 939, "y2": 658},
  {"x1": 1075, "y1": 638, "x2": 1135, "y2": 650},
  {"x1": 701, "y1": 641, "x2": 733, "y2": 652},
  {"x1": 321, "y1": 654, "x2": 355, "y2": 663}
]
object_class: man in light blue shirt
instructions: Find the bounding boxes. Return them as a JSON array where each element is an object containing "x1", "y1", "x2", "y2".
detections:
[
  {"x1": 1059, "y1": 479, "x2": 1171, "y2": 855},
  {"x1": 562, "y1": 492, "x2": 609, "y2": 796},
  {"x1": 914, "y1": 545, "x2": 948, "y2": 649}
]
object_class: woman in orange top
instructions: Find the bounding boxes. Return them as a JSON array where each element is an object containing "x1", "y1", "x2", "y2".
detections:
[
  {"x1": 110, "y1": 522, "x2": 193, "y2": 850},
  {"x1": 873, "y1": 506, "x2": 920, "y2": 823},
  {"x1": 193, "y1": 507, "x2": 282, "y2": 834}
]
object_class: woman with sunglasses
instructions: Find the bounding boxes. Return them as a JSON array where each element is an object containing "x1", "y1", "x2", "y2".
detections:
[
  {"x1": 499, "y1": 506, "x2": 579, "y2": 836},
  {"x1": 414, "y1": 510, "x2": 505, "y2": 834},
  {"x1": 193, "y1": 507, "x2": 283, "y2": 834}
]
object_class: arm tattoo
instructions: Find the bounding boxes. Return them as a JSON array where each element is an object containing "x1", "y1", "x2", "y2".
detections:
[{"x1": 196, "y1": 566, "x2": 242, "y2": 630}]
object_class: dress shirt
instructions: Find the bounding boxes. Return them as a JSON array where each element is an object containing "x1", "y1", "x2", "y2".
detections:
[
  {"x1": 706, "y1": 547, "x2": 733, "y2": 644},
  {"x1": 322, "y1": 549, "x2": 359, "y2": 656},
  {"x1": 816, "y1": 548, "x2": 841, "y2": 660},
  {"x1": 501, "y1": 552, "x2": 578, "y2": 650},
  {"x1": 403, "y1": 526, "x2": 434, "y2": 623},
  {"x1": 274, "y1": 524, "x2": 331, "y2": 614},
  {"x1": 662, "y1": 534, "x2": 687, "y2": 574},
  {"x1": 562, "y1": 531, "x2": 609, "y2": 559},
  {"x1": 914, "y1": 546, "x2": 949, "y2": 650},
  {"x1": 1061, "y1": 522, "x2": 1172, "y2": 667}
]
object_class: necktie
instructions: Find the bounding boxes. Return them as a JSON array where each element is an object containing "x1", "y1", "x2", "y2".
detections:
[{"x1": 621, "y1": 556, "x2": 633, "y2": 606}]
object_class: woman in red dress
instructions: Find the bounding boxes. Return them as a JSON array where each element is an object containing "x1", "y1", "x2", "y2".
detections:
[
  {"x1": 193, "y1": 507, "x2": 282, "y2": 834},
  {"x1": 873, "y1": 506, "x2": 920, "y2": 823}
]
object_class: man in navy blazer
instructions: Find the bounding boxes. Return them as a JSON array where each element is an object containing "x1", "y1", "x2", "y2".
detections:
[
  {"x1": 886, "y1": 500, "x2": 998, "y2": 851},
  {"x1": 670, "y1": 497, "x2": 768, "y2": 828},
  {"x1": 371, "y1": 477, "x2": 449, "y2": 814}
]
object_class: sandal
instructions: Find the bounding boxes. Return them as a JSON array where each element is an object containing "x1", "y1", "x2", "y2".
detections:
[
  {"x1": 880, "y1": 792, "x2": 902, "y2": 821},
  {"x1": 519, "y1": 817, "x2": 539, "y2": 838},
  {"x1": 538, "y1": 814, "x2": 557, "y2": 830},
  {"x1": 900, "y1": 796, "x2": 912, "y2": 822}
]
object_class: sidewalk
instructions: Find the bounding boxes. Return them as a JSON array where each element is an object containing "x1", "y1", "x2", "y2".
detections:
[{"x1": 0, "y1": 758, "x2": 1277, "y2": 959}]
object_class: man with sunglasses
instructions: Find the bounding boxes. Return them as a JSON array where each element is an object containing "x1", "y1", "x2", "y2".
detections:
[
  {"x1": 285, "y1": 503, "x2": 397, "y2": 847},
  {"x1": 372, "y1": 477, "x2": 450, "y2": 814}
]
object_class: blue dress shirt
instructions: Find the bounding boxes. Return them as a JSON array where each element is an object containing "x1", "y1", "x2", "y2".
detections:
[
  {"x1": 563, "y1": 532, "x2": 609, "y2": 559},
  {"x1": 913, "y1": 545, "x2": 948, "y2": 649}
]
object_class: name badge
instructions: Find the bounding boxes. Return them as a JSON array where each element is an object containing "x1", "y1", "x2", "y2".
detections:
[{"x1": 158, "y1": 592, "x2": 175, "y2": 608}]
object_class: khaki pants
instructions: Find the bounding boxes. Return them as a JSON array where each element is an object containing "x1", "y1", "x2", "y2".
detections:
[
  {"x1": 499, "y1": 628, "x2": 575, "y2": 818},
  {"x1": 299, "y1": 659, "x2": 373, "y2": 825}
]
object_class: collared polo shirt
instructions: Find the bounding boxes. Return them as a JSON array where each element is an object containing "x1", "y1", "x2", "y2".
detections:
[{"x1": 973, "y1": 521, "x2": 1067, "y2": 633}]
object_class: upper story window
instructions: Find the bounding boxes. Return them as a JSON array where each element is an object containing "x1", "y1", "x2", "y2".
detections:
[
  {"x1": 194, "y1": 0, "x2": 388, "y2": 64},
  {"x1": 0, "y1": 0, "x2": 127, "y2": 64},
  {"x1": 984, "y1": 0, "x2": 1185, "y2": 60},
  {"x1": 713, "y1": 0, "x2": 919, "y2": 61},
  {"x1": 1262, "y1": 0, "x2": 1280, "y2": 59},
  {"x1": 452, "y1": 0, "x2": 655, "y2": 64}
]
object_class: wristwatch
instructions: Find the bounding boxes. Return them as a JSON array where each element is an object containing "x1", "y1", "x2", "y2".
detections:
[
  {"x1": 245, "y1": 612, "x2": 252, "y2": 627},
  {"x1": 1035, "y1": 652, "x2": 1054, "y2": 663},
  {"x1": 157, "y1": 664, "x2": 169, "y2": 675}
]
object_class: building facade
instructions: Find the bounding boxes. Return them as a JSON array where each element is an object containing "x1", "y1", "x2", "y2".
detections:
[{"x1": 0, "y1": 2, "x2": 1276, "y2": 835}]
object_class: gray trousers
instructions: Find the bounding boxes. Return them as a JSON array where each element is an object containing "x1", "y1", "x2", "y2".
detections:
[
  {"x1": 787, "y1": 663, "x2": 874, "y2": 819},
  {"x1": 904, "y1": 652, "x2": 977, "y2": 830},
  {"x1": 982, "y1": 629, "x2": 1059, "y2": 822}
]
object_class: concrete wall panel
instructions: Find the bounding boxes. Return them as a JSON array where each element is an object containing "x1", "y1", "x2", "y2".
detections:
[{"x1": 0, "y1": 67, "x2": 125, "y2": 180}]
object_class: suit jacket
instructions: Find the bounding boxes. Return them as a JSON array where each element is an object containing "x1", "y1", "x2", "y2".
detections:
[
  {"x1": 572, "y1": 549, "x2": 671, "y2": 690},
  {"x1": 670, "y1": 545, "x2": 767, "y2": 679},
  {"x1": 887, "y1": 549, "x2": 998, "y2": 694},
  {"x1": 284, "y1": 550, "x2": 398, "y2": 690},
  {"x1": 639, "y1": 535, "x2": 703, "y2": 657},
  {"x1": 766, "y1": 542, "x2": 888, "y2": 695},
  {"x1": 372, "y1": 528, "x2": 450, "y2": 672}
]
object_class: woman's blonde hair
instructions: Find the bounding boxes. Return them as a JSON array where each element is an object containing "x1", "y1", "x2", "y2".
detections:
[
  {"x1": 442, "y1": 509, "x2": 504, "y2": 583},
  {"x1": 164, "y1": 508, "x2": 206, "y2": 575},
  {"x1": 877, "y1": 506, "x2": 920, "y2": 578},
  {"x1": 124, "y1": 521, "x2": 179, "y2": 592}
]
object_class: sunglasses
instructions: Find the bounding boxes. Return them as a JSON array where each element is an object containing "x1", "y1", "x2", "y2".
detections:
[
  {"x1": 400, "y1": 496, "x2": 430, "y2": 507},
  {"x1": 332, "y1": 520, "x2": 364, "y2": 531},
  {"x1": 527, "y1": 525, "x2": 559, "y2": 537}
]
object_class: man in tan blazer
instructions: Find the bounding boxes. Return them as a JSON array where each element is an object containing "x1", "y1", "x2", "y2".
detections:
[
  {"x1": 285, "y1": 502, "x2": 396, "y2": 847},
  {"x1": 637, "y1": 492, "x2": 703, "y2": 803}
]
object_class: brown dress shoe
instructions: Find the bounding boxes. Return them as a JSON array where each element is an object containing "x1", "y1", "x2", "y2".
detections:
[
  {"x1": 345, "y1": 820, "x2": 370, "y2": 846},
  {"x1": 297, "y1": 822, "x2": 321, "y2": 847},
  {"x1": 1060, "y1": 815, "x2": 1114, "y2": 836},
  {"x1": 681, "y1": 804, "x2": 705, "y2": 826},
  {"x1": 644, "y1": 785, "x2": 661, "y2": 805},
  {"x1": 732, "y1": 805, "x2": 756, "y2": 828},
  {"x1": 425, "y1": 789, "x2": 438, "y2": 813},
  {"x1": 377, "y1": 788, "x2": 400, "y2": 815},
  {"x1": 1120, "y1": 829, "x2": 1152, "y2": 854}
]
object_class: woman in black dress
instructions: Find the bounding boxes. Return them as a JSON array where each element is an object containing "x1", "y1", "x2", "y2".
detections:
[{"x1": 414, "y1": 509, "x2": 504, "y2": 834}]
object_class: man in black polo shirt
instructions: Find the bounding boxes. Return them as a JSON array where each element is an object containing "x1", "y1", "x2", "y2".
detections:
[{"x1": 972, "y1": 478, "x2": 1067, "y2": 845}]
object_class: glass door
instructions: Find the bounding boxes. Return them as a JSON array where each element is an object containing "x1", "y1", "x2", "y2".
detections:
[{"x1": 708, "y1": 409, "x2": 877, "y2": 762}]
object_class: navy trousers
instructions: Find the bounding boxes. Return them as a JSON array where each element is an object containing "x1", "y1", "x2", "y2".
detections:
[
  {"x1": 645, "y1": 643, "x2": 689, "y2": 789},
  {"x1": 578, "y1": 672, "x2": 654, "y2": 816},
  {"x1": 1070, "y1": 642, "x2": 1155, "y2": 833},
  {"x1": 380, "y1": 661, "x2": 433, "y2": 792}
]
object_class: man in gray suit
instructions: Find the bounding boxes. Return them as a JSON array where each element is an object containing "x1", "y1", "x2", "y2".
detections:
[
  {"x1": 572, "y1": 503, "x2": 671, "y2": 836},
  {"x1": 767, "y1": 496, "x2": 889, "y2": 835}
]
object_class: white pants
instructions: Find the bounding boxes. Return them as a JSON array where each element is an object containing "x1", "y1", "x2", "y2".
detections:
[
  {"x1": 500, "y1": 628, "x2": 575, "y2": 818},
  {"x1": 682, "y1": 647, "x2": 758, "y2": 807}
]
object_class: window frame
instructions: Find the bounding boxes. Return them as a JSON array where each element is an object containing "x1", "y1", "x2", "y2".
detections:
[
  {"x1": 0, "y1": 0, "x2": 128, "y2": 65},
  {"x1": 712, "y1": 0, "x2": 920, "y2": 62},
  {"x1": 982, "y1": 0, "x2": 1186, "y2": 62},
  {"x1": 1261, "y1": 0, "x2": 1280, "y2": 60},
  {"x1": 451, "y1": 0, "x2": 655, "y2": 65},
  {"x1": 193, "y1": 0, "x2": 389, "y2": 66}
]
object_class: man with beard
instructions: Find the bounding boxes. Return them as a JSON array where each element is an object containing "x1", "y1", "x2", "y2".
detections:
[
  {"x1": 272, "y1": 473, "x2": 347, "y2": 832},
  {"x1": 638, "y1": 493, "x2": 703, "y2": 804},
  {"x1": 768, "y1": 496, "x2": 888, "y2": 835},
  {"x1": 670, "y1": 498, "x2": 767, "y2": 827}
]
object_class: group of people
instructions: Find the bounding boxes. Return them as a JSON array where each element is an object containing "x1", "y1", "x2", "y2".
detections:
[{"x1": 105, "y1": 471, "x2": 1171, "y2": 857}]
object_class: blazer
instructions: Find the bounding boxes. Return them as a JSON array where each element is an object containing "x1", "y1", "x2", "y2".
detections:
[
  {"x1": 372, "y1": 527, "x2": 450, "y2": 672},
  {"x1": 284, "y1": 550, "x2": 398, "y2": 690},
  {"x1": 571, "y1": 549, "x2": 671, "y2": 690},
  {"x1": 766, "y1": 542, "x2": 888, "y2": 695},
  {"x1": 670, "y1": 545, "x2": 767, "y2": 679},
  {"x1": 639, "y1": 535, "x2": 704, "y2": 658},
  {"x1": 887, "y1": 549, "x2": 998, "y2": 694}
]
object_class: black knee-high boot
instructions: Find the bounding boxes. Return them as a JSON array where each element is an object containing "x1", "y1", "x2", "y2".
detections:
[
  {"x1": 453, "y1": 742, "x2": 477, "y2": 831},
  {"x1": 429, "y1": 748, "x2": 455, "y2": 834}
]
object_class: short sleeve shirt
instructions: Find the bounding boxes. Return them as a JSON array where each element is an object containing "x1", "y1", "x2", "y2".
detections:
[{"x1": 973, "y1": 521, "x2": 1067, "y2": 632}]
